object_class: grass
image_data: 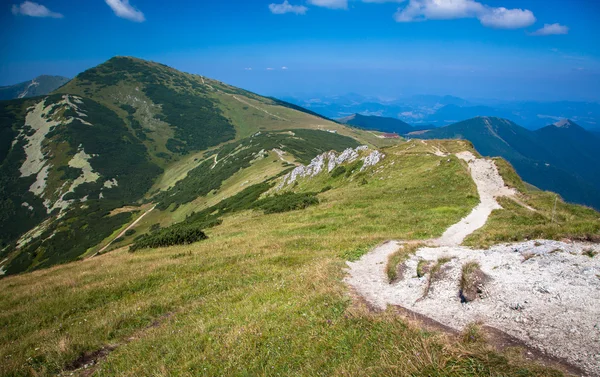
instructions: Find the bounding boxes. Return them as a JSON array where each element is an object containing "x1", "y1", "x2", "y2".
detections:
[
  {"x1": 422, "y1": 257, "x2": 452, "y2": 299},
  {"x1": 0, "y1": 141, "x2": 580, "y2": 376},
  {"x1": 464, "y1": 159, "x2": 600, "y2": 248},
  {"x1": 417, "y1": 259, "x2": 431, "y2": 278},
  {"x1": 386, "y1": 243, "x2": 425, "y2": 283},
  {"x1": 461, "y1": 323, "x2": 486, "y2": 345},
  {"x1": 459, "y1": 261, "x2": 485, "y2": 303},
  {"x1": 583, "y1": 249, "x2": 598, "y2": 258}
]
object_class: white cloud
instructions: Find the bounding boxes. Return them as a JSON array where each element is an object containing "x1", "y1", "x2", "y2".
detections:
[
  {"x1": 105, "y1": 0, "x2": 145, "y2": 22},
  {"x1": 478, "y1": 7, "x2": 535, "y2": 29},
  {"x1": 266, "y1": 68, "x2": 275, "y2": 70},
  {"x1": 269, "y1": 0, "x2": 308, "y2": 14},
  {"x1": 281, "y1": 66, "x2": 288, "y2": 70},
  {"x1": 11, "y1": 1, "x2": 63, "y2": 18},
  {"x1": 394, "y1": 0, "x2": 483, "y2": 22},
  {"x1": 393, "y1": 0, "x2": 535, "y2": 29},
  {"x1": 244, "y1": 68, "x2": 253, "y2": 71},
  {"x1": 308, "y1": 0, "x2": 348, "y2": 10},
  {"x1": 530, "y1": 23, "x2": 569, "y2": 36}
]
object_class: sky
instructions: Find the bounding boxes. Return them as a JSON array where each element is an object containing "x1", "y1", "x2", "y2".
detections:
[{"x1": 1, "y1": 0, "x2": 600, "y2": 101}]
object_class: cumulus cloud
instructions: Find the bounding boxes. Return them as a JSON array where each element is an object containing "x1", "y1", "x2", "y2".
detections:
[
  {"x1": 269, "y1": 0, "x2": 308, "y2": 14},
  {"x1": 363, "y1": 0, "x2": 407, "y2": 2},
  {"x1": 530, "y1": 23, "x2": 569, "y2": 36},
  {"x1": 478, "y1": 7, "x2": 535, "y2": 28},
  {"x1": 308, "y1": 0, "x2": 348, "y2": 10},
  {"x1": 11, "y1": 1, "x2": 63, "y2": 18},
  {"x1": 266, "y1": 68, "x2": 275, "y2": 70},
  {"x1": 281, "y1": 66, "x2": 289, "y2": 70},
  {"x1": 105, "y1": 0, "x2": 145, "y2": 22},
  {"x1": 393, "y1": 0, "x2": 535, "y2": 29},
  {"x1": 244, "y1": 68, "x2": 253, "y2": 71}
]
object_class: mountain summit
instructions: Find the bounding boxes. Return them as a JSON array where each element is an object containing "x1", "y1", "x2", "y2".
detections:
[
  {"x1": 552, "y1": 119, "x2": 579, "y2": 128},
  {"x1": 0, "y1": 56, "x2": 377, "y2": 275}
]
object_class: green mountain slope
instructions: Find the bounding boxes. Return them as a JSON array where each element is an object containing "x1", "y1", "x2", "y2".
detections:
[
  {"x1": 339, "y1": 113, "x2": 421, "y2": 135},
  {"x1": 1, "y1": 139, "x2": 597, "y2": 376},
  {"x1": 0, "y1": 57, "x2": 393, "y2": 275},
  {"x1": 413, "y1": 116, "x2": 600, "y2": 209},
  {"x1": 0, "y1": 75, "x2": 70, "y2": 100}
]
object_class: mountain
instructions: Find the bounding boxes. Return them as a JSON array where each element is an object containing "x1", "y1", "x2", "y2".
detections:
[
  {"x1": 285, "y1": 93, "x2": 600, "y2": 130},
  {"x1": 2, "y1": 60, "x2": 599, "y2": 376},
  {"x1": 412, "y1": 117, "x2": 600, "y2": 209},
  {"x1": 0, "y1": 75, "x2": 70, "y2": 100},
  {"x1": 2, "y1": 135, "x2": 599, "y2": 376},
  {"x1": 339, "y1": 113, "x2": 425, "y2": 135},
  {"x1": 0, "y1": 57, "x2": 385, "y2": 275}
]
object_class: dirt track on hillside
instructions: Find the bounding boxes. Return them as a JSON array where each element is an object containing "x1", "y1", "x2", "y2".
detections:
[{"x1": 345, "y1": 151, "x2": 600, "y2": 376}]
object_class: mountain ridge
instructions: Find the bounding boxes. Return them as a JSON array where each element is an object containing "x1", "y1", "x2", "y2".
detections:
[
  {"x1": 412, "y1": 116, "x2": 600, "y2": 209},
  {"x1": 0, "y1": 75, "x2": 70, "y2": 100},
  {"x1": 0, "y1": 56, "x2": 389, "y2": 275}
]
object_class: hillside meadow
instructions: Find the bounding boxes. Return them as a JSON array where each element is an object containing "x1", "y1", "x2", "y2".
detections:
[{"x1": 3, "y1": 141, "x2": 597, "y2": 376}]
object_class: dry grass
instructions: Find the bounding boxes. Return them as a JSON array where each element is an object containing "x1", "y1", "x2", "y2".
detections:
[
  {"x1": 583, "y1": 248, "x2": 598, "y2": 258},
  {"x1": 0, "y1": 143, "x2": 566, "y2": 376},
  {"x1": 386, "y1": 243, "x2": 425, "y2": 283},
  {"x1": 422, "y1": 257, "x2": 452, "y2": 299},
  {"x1": 459, "y1": 261, "x2": 486, "y2": 303}
]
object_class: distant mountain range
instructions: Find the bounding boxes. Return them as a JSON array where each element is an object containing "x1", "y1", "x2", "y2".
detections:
[
  {"x1": 0, "y1": 75, "x2": 70, "y2": 100},
  {"x1": 411, "y1": 117, "x2": 600, "y2": 209},
  {"x1": 283, "y1": 93, "x2": 600, "y2": 130}
]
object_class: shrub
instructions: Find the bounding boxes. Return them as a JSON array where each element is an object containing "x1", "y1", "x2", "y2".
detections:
[
  {"x1": 345, "y1": 160, "x2": 364, "y2": 177},
  {"x1": 330, "y1": 166, "x2": 346, "y2": 178},
  {"x1": 130, "y1": 225, "x2": 207, "y2": 252},
  {"x1": 124, "y1": 229, "x2": 136, "y2": 237},
  {"x1": 253, "y1": 192, "x2": 318, "y2": 214}
]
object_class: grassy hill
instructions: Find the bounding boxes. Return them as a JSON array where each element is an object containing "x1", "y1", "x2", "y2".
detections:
[
  {"x1": 0, "y1": 57, "x2": 399, "y2": 275},
  {"x1": 339, "y1": 113, "x2": 418, "y2": 135},
  {"x1": 0, "y1": 139, "x2": 597, "y2": 376},
  {"x1": 412, "y1": 116, "x2": 600, "y2": 209},
  {"x1": 0, "y1": 75, "x2": 70, "y2": 100}
]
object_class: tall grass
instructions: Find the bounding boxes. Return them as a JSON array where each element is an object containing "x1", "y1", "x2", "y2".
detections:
[{"x1": 0, "y1": 142, "x2": 570, "y2": 376}]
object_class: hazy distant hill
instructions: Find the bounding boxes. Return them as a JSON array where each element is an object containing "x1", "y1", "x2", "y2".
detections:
[
  {"x1": 0, "y1": 75, "x2": 69, "y2": 100},
  {"x1": 413, "y1": 117, "x2": 600, "y2": 209},
  {"x1": 339, "y1": 113, "x2": 425, "y2": 135},
  {"x1": 285, "y1": 93, "x2": 600, "y2": 130}
]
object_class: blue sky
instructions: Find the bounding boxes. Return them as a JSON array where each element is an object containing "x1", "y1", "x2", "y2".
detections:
[{"x1": 2, "y1": 0, "x2": 600, "y2": 101}]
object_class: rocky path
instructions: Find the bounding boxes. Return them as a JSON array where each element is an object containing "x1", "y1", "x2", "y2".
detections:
[
  {"x1": 345, "y1": 152, "x2": 600, "y2": 376},
  {"x1": 436, "y1": 151, "x2": 515, "y2": 246}
]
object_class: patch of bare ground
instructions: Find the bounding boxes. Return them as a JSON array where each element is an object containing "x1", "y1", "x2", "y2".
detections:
[
  {"x1": 108, "y1": 206, "x2": 140, "y2": 216},
  {"x1": 62, "y1": 312, "x2": 174, "y2": 376},
  {"x1": 346, "y1": 151, "x2": 600, "y2": 375}
]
